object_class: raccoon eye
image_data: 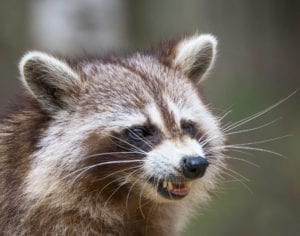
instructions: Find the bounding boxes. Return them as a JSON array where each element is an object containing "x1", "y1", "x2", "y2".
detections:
[
  {"x1": 127, "y1": 127, "x2": 150, "y2": 141},
  {"x1": 181, "y1": 122, "x2": 197, "y2": 137}
]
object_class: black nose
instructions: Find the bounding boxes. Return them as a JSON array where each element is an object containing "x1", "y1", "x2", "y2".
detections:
[{"x1": 181, "y1": 156, "x2": 209, "y2": 179}]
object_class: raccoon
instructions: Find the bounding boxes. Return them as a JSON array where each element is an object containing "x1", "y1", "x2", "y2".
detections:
[{"x1": 0, "y1": 34, "x2": 225, "y2": 235}]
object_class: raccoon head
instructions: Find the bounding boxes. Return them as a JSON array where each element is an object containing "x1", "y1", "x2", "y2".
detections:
[{"x1": 20, "y1": 34, "x2": 225, "y2": 204}]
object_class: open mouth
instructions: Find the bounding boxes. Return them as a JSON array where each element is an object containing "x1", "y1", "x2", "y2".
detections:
[{"x1": 149, "y1": 178, "x2": 191, "y2": 200}]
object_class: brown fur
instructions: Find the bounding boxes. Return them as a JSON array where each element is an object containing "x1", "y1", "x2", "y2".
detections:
[
  {"x1": 0, "y1": 97, "x2": 181, "y2": 235},
  {"x1": 0, "y1": 34, "x2": 224, "y2": 235}
]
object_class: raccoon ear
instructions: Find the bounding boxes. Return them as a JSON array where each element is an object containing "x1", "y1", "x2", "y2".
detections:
[
  {"x1": 19, "y1": 51, "x2": 82, "y2": 113},
  {"x1": 161, "y1": 34, "x2": 217, "y2": 82}
]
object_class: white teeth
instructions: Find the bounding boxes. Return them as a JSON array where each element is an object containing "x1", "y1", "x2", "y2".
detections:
[
  {"x1": 162, "y1": 180, "x2": 191, "y2": 191},
  {"x1": 167, "y1": 181, "x2": 174, "y2": 191}
]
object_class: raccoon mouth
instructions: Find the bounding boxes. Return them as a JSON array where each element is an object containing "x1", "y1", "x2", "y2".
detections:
[{"x1": 149, "y1": 178, "x2": 191, "y2": 200}]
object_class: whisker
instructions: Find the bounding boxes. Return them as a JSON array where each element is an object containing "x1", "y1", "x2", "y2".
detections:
[
  {"x1": 223, "y1": 91, "x2": 297, "y2": 132},
  {"x1": 224, "y1": 156, "x2": 260, "y2": 168},
  {"x1": 208, "y1": 145, "x2": 286, "y2": 159},
  {"x1": 209, "y1": 161, "x2": 250, "y2": 181},
  {"x1": 138, "y1": 175, "x2": 154, "y2": 219},
  {"x1": 65, "y1": 159, "x2": 144, "y2": 185},
  {"x1": 225, "y1": 149, "x2": 256, "y2": 157},
  {"x1": 199, "y1": 133, "x2": 221, "y2": 147},
  {"x1": 207, "y1": 154, "x2": 260, "y2": 167},
  {"x1": 103, "y1": 169, "x2": 141, "y2": 208},
  {"x1": 83, "y1": 151, "x2": 146, "y2": 160},
  {"x1": 126, "y1": 128, "x2": 154, "y2": 149},
  {"x1": 217, "y1": 109, "x2": 233, "y2": 122},
  {"x1": 225, "y1": 118, "x2": 281, "y2": 136},
  {"x1": 155, "y1": 176, "x2": 160, "y2": 199},
  {"x1": 109, "y1": 135, "x2": 148, "y2": 155},
  {"x1": 125, "y1": 174, "x2": 143, "y2": 208},
  {"x1": 226, "y1": 135, "x2": 292, "y2": 147},
  {"x1": 98, "y1": 178, "x2": 122, "y2": 197},
  {"x1": 209, "y1": 165, "x2": 253, "y2": 194},
  {"x1": 206, "y1": 134, "x2": 290, "y2": 159},
  {"x1": 103, "y1": 182, "x2": 126, "y2": 208},
  {"x1": 95, "y1": 165, "x2": 142, "y2": 183},
  {"x1": 93, "y1": 167, "x2": 142, "y2": 203},
  {"x1": 144, "y1": 202, "x2": 160, "y2": 234}
]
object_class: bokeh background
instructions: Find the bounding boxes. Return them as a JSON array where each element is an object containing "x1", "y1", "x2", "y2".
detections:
[{"x1": 0, "y1": 1, "x2": 299, "y2": 235}]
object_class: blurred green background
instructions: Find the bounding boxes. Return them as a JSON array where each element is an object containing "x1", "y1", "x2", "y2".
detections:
[{"x1": 0, "y1": 1, "x2": 299, "y2": 235}]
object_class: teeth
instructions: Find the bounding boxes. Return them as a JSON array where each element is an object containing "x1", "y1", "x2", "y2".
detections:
[
  {"x1": 167, "y1": 181, "x2": 174, "y2": 191},
  {"x1": 162, "y1": 180, "x2": 192, "y2": 191}
]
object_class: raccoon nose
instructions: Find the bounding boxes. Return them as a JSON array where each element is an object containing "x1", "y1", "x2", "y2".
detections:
[{"x1": 181, "y1": 156, "x2": 209, "y2": 179}]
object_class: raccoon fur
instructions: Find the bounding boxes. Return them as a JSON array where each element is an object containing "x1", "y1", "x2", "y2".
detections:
[{"x1": 0, "y1": 34, "x2": 226, "y2": 235}]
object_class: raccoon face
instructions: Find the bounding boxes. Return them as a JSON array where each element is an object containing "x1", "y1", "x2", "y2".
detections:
[{"x1": 20, "y1": 34, "x2": 225, "y2": 203}]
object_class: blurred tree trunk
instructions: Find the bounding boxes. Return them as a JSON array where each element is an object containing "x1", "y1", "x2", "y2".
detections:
[{"x1": 127, "y1": 0, "x2": 300, "y2": 89}]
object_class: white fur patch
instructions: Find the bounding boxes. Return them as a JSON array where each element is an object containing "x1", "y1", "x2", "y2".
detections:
[
  {"x1": 145, "y1": 103, "x2": 166, "y2": 131},
  {"x1": 19, "y1": 51, "x2": 79, "y2": 78},
  {"x1": 165, "y1": 97, "x2": 181, "y2": 126},
  {"x1": 101, "y1": 110, "x2": 147, "y2": 129},
  {"x1": 144, "y1": 137, "x2": 205, "y2": 178},
  {"x1": 173, "y1": 34, "x2": 217, "y2": 80},
  {"x1": 19, "y1": 51, "x2": 80, "y2": 93},
  {"x1": 24, "y1": 113, "x2": 92, "y2": 199},
  {"x1": 23, "y1": 108, "x2": 150, "y2": 200}
]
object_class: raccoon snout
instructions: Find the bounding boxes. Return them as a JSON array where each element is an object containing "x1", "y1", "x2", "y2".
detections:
[{"x1": 181, "y1": 156, "x2": 209, "y2": 179}]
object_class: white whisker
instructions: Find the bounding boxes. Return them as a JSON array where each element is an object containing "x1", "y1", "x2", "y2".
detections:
[
  {"x1": 126, "y1": 128, "x2": 154, "y2": 149},
  {"x1": 207, "y1": 154, "x2": 259, "y2": 167},
  {"x1": 223, "y1": 91, "x2": 297, "y2": 132},
  {"x1": 217, "y1": 109, "x2": 232, "y2": 122},
  {"x1": 138, "y1": 175, "x2": 154, "y2": 219},
  {"x1": 64, "y1": 159, "x2": 144, "y2": 185},
  {"x1": 83, "y1": 151, "x2": 145, "y2": 160},
  {"x1": 224, "y1": 156, "x2": 260, "y2": 168},
  {"x1": 210, "y1": 161, "x2": 250, "y2": 181},
  {"x1": 209, "y1": 165, "x2": 253, "y2": 194},
  {"x1": 208, "y1": 145, "x2": 286, "y2": 159},
  {"x1": 225, "y1": 118, "x2": 281, "y2": 136},
  {"x1": 109, "y1": 135, "x2": 148, "y2": 155}
]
